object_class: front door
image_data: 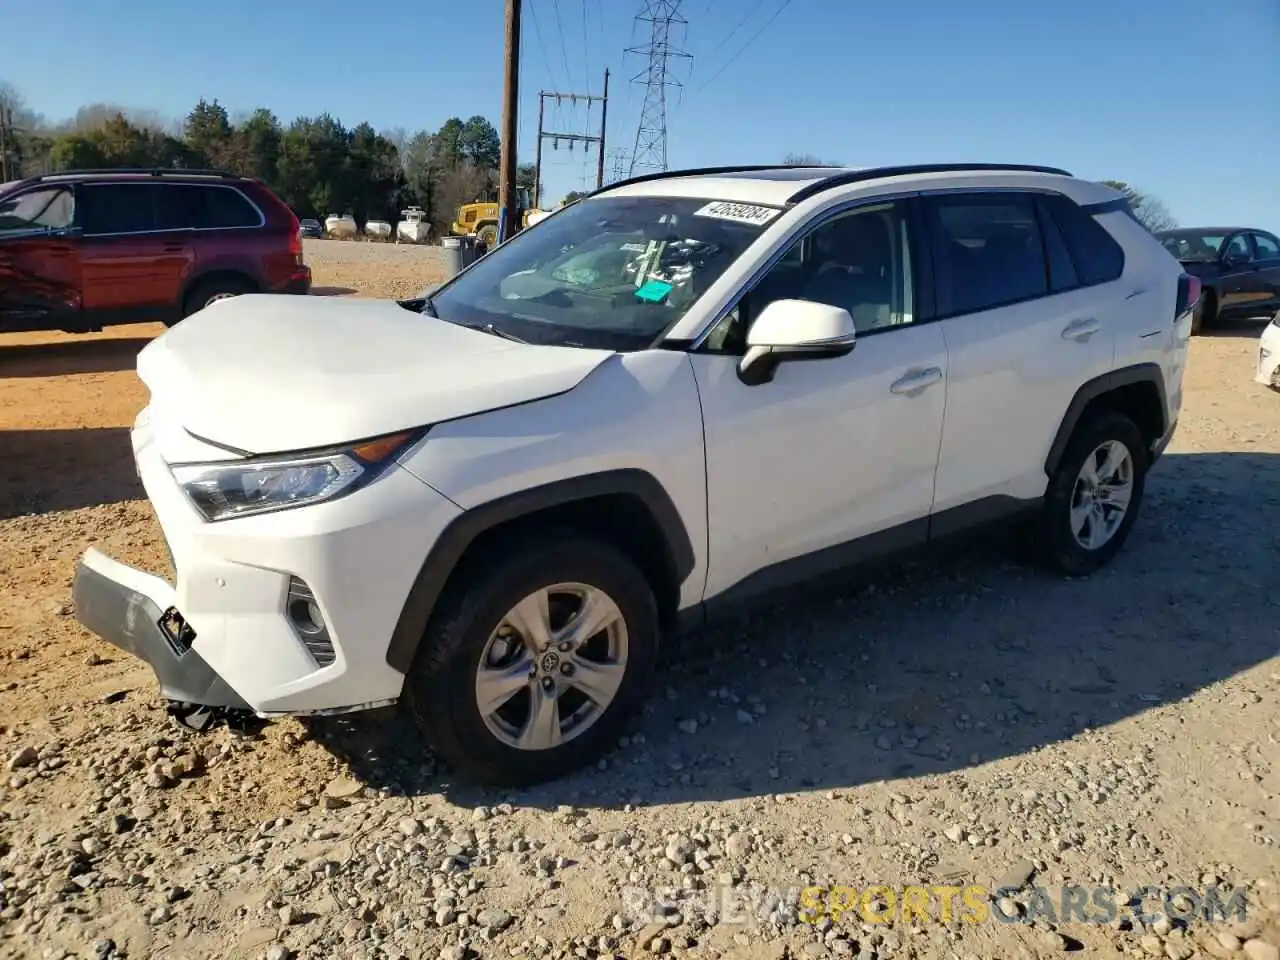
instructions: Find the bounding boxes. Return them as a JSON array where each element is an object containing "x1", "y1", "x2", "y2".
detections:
[
  {"x1": 77, "y1": 182, "x2": 195, "y2": 326},
  {"x1": 690, "y1": 199, "x2": 948, "y2": 603},
  {"x1": 0, "y1": 184, "x2": 81, "y2": 332},
  {"x1": 1218, "y1": 232, "x2": 1259, "y2": 313}
]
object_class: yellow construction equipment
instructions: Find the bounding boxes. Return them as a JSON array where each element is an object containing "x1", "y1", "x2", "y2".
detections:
[{"x1": 451, "y1": 188, "x2": 539, "y2": 245}]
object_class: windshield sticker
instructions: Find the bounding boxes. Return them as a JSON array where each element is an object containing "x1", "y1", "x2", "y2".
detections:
[
  {"x1": 693, "y1": 201, "x2": 781, "y2": 227},
  {"x1": 634, "y1": 279, "x2": 674, "y2": 303}
]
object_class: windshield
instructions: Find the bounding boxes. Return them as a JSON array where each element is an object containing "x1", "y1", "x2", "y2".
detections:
[
  {"x1": 1158, "y1": 231, "x2": 1227, "y2": 262},
  {"x1": 428, "y1": 195, "x2": 778, "y2": 350}
]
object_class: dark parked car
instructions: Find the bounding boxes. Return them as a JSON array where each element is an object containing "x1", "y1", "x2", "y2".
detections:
[
  {"x1": 1155, "y1": 226, "x2": 1280, "y2": 334},
  {"x1": 299, "y1": 218, "x2": 323, "y2": 239},
  {"x1": 0, "y1": 168, "x2": 311, "y2": 334}
]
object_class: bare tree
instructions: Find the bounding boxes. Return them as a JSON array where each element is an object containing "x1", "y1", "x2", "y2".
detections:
[
  {"x1": 783, "y1": 152, "x2": 832, "y2": 166},
  {"x1": 1102, "y1": 180, "x2": 1178, "y2": 234}
]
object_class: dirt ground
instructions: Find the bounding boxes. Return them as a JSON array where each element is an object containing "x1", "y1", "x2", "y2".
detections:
[{"x1": 1, "y1": 240, "x2": 1277, "y2": 960}]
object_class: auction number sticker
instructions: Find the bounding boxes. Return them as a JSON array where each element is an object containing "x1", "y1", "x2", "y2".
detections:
[{"x1": 693, "y1": 201, "x2": 781, "y2": 226}]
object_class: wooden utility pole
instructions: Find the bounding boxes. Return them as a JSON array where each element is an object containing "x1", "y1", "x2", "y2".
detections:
[
  {"x1": 497, "y1": 0, "x2": 522, "y2": 244},
  {"x1": 595, "y1": 70, "x2": 610, "y2": 190},
  {"x1": 532, "y1": 69, "x2": 611, "y2": 208}
]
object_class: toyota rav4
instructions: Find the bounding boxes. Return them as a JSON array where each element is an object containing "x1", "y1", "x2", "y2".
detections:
[{"x1": 72, "y1": 163, "x2": 1197, "y2": 785}]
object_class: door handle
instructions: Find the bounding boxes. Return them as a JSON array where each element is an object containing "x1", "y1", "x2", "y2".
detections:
[
  {"x1": 890, "y1": 366, "x2": 943, "y2": 395},
  {"x1": 1062, "y1": 318, "x2": 1101, "y2": 341}
]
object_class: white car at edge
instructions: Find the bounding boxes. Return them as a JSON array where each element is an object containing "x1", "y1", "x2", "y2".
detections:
[
  {"x1": 1257, "y1": 310, "x2": 1280, "y2": 389},
  {"x1": 73, "y1": 163, "x2": 1197, "y2": 785}
]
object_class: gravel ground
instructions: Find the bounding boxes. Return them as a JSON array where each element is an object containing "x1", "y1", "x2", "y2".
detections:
[{"x1": 1, "y1": 240, "x2": 1278, "y2": 960}]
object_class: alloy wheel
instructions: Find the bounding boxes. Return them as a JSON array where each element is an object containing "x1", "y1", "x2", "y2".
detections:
[
  {"x1": 474, "y1": 583, "x2": 629, "y2": 751},
  {"x1": 1070, "y1": 439, "x2": 1134, "y2": 550}
]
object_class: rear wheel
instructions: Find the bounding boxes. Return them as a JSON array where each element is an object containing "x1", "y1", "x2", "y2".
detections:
[
  {"x1": 404, "y1": 533, "x2": 660, "y2": 786},
  {"x1": 1032, "y1": 411, "x2": 1148, "y2": 576},
  {"x1": 178, "y1": 276, "x2": 255, "y2": 323}
]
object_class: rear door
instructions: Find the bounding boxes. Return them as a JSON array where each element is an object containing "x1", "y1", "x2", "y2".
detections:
[
  {"x1": 1248, "y1": 231, "x2": 1280, "y2": 314},
  {"x1": 925, "y1": 191, "x2": 1119, "y2": 513},
  {"x1": 78, "y1": 182, "x2": 196, "y2": 326},
  {"x1": 1217, "y1": 232, "x2": 1258, "y2": 313},
  {"x1": 0, "y1": 185, "x2": 82, "y2": 332}
]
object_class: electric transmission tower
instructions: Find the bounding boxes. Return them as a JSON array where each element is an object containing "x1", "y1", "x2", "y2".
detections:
[{"x1": 626, "y1": 1, "x2": 691, "y2": 177}]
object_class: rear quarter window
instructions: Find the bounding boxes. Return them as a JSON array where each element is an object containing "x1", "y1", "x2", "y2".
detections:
[
  {"x1": 1043, "y1": 193, "x2": 1125, "y2": 286},
  {"x1": 191, "y1": 186, "x2": 262, "y2": 229}
]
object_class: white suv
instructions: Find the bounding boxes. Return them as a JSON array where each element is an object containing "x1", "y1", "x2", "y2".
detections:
[{"x1": 73, "y1": 163, "x2": 1197, "y2": 784}]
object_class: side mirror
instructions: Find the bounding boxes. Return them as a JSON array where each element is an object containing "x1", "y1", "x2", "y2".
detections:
[
  {"x1": 737, "y1": 299, "x2": 857, "y2": 386},
  {"x1": 1222, "y1": 249, "x2": 1251, "y2": 267}
]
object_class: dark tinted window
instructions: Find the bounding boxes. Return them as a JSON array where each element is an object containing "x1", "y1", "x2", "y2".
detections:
[
  {"x1": 1253, "y1": 233, "x2": 1280, "y2": 260},
  {"x1": 1034, "y1": 196, "x2": 1079, "y2": 293},
  {"x1": 0, "y1": 187, "x2": 74, "y2": 233},
  {"x1": 929, "y1": 195, "x2": 1048, "y2": 315},
  {"x1": 152, "y1": 184, "x2": 261, "y2": 231},
  {"x1": 80, "y1": 184, "x2": 159, "y2": 235},
  {"x1": 194, "y1": 186, "x2": 260, "y2": 228},
  {"x1": 1044, "y1": 194, "x2": 1124, "y2": 285}
]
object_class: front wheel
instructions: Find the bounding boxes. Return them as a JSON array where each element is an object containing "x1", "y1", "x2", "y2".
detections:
[
  {"x1": 1033, "y1": 411, "x2": 1149, "y2": 576},
  {"x1": 404, "y1": 534, "x2": 660, "y2": 786}
]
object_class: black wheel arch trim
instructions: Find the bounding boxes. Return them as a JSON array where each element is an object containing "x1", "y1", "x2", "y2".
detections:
[
  {"x1": 1044, "y1": 363, "x2": 1168, "y2": 477},
  {"x1": 384, "y1": 469, "x2": 696, "y2": 674},
  {"x1": 180, "y1": 268, "x2": 264, "y2": 306}
]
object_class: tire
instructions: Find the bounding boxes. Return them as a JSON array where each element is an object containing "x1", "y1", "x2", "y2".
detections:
[
  {"x1": 476, "y1": 222, "x2": 498, "y2": 247},
  {"x1": 179, "y1": 276, "x2": 255, "y2": 322},
  {"x1": 1033, "y1": 411, "x2": 1149, "y2": 577},
  {"x1": 1191, "y1": 290, "x2": 1217, "y2": 336},
  {"x1": 404, "y1": 532, "x2": 660, "y2": 786}
]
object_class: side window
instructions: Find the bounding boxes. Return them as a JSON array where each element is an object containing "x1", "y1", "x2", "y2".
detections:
[
  {"x1": 1042, "y1": 193, "x2": 1124, "y2": 285},
  {"x1": 929, "y1": 194, "x2": 1048, "y2": 316},
  {"x1": 154, "y1": 185, "x2": 202, "y2": 231},
  {"x1": 1224, "y1": 234, "x2": 1252, "y2": 260},
  {"x1": 1250, "y1": 233, "x2": 1279, "y2": 260},
  {"x1": 0, "y1": 187, "x2": 74, "y2": 234},
  {"x1": 192, "y1": 187, "x2": 261, "y2": 229},
  {"x1": 702, "y1": 201, "x2": 914, "y2": 354},
  {"x1": 80, "y1": 184, "x2": 159, "y2": 235}
]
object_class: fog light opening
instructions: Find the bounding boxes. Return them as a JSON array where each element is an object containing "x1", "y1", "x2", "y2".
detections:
[{"x1": 286, "y1": 577, "x2": 336, "y2": 668}]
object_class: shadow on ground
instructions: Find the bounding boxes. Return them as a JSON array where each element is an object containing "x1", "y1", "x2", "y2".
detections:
[
  {"x1": 310, "y1": 286, "x2": 358, "y2": 297},
  {"x1": 305, "y1": 449, "x2": 1280, "y2": 811},
  {"x1": 0, "y1": 428, "x2": 142, "y2": 518},
  {"x1": 1202, "y1": 315, "x2": 1274, "y2": 339},
  {"x1": 0, "y1": 337, "x2": 153, "y2": 378}
]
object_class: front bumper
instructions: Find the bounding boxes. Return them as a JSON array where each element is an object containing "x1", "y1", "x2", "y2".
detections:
[
  {"x1": 73, "y1": 550, "x2": 249, "y2": 709},
  {"x1": 1151, "y1": 417, "x2": 1178, "y2": 462},
  {"x1": 70, "y1": 411, "x2": 463, "y2": 714}
]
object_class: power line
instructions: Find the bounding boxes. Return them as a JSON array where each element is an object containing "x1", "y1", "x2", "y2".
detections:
[
  {"x1": 550, "y1": 0, "x2": 575, "y2": 95},
  {"x1": 581, "y1": 0, "x2": 592, "y2": 93},
  {"x1": 694, "y1": 0, "x2": 794, "y2": 95},
  {"x1": 706, "y1": 0, "x2": 765, "y2": 58},
  {"x1": 527, "y1": 0, "x2": 564, "y2": 92}
]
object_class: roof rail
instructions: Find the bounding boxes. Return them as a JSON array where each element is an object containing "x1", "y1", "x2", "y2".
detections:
[
  {"x1": 786, "y1": 163, "x2": 1073, "y2": 204},
  {"x1": 587, "y1": 163, "x2": 842, "y2": 198},
  {"x1": 36, "y1": 167, "x2": 243, "y2": 181}
]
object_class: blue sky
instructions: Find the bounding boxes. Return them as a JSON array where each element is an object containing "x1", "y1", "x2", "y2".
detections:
[{"x1": 5, "y1": 0, "x2": 1278, "y2": 227}]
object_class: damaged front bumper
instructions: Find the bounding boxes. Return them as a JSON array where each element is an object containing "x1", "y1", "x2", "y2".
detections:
[{"x1": 72, "y1": 548, "x2": 249, "y2": 711}]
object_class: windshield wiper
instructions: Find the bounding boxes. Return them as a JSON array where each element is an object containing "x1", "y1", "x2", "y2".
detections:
[{"x1": 459, "y1": 320, "x2": 528, "y2": 344}]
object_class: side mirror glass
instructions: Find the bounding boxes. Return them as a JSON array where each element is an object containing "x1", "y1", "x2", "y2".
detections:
[{"x1": 737, "y1": 298, "x2": 857, "y2": 386}]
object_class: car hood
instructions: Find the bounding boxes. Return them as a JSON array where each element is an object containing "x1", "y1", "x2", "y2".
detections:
[{"x1": 136, "y1": 294, "x2": 616, "y2": 454}]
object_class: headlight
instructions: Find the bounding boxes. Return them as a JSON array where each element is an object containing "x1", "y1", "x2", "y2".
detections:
[{"x1": 171, "y1": 430, "x2": 421, "y2": 522}]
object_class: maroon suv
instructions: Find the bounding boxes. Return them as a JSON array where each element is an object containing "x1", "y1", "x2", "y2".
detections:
[{"x1": 0, "y1": 168, "x2": 311, "y2": 334}]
